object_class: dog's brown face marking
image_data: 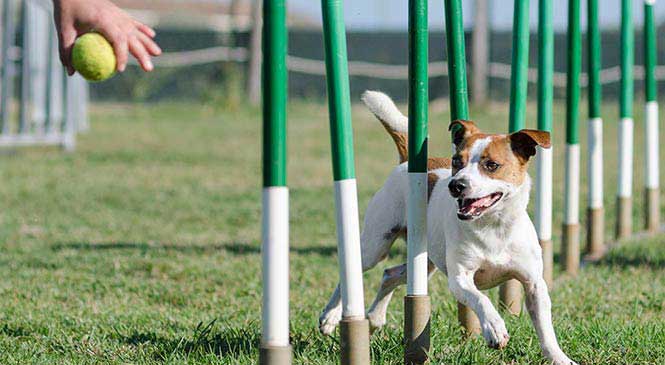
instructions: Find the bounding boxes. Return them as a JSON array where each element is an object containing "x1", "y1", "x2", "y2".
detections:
[{"x1": 448, "y1": 121, "x2": 551, "y2": 185}]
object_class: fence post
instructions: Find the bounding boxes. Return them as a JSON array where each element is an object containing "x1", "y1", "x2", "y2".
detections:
[
  {"x1": 18, "y1": 0, "x2": 30, "y2": 135},
  {"x1": 586, "y1": 0, "x2": 604, "y2": 257},
  {"x1": 535, "y1": 0, "x2": 553, "y2": 286},
  {"x1": 1, "y1": 0, "x2": 16, "y2": 134},
  {"x1": 471, "y1": 0, "x2": 489, "y2": 104},
  {"x1": 616, "y1": 0, "x2": 634, "y2": 240},
  {"x1": 248, "y1": 0, "x2": 263, "y2": 106},
  {"x1": 643, "y1": 0, "x2": 659, "y2": 233},
  {"x1": 500, "y1": 0, "x2": 529, "y2": 315}
]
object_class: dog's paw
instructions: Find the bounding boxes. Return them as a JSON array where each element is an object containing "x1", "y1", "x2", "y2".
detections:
[
  {"x1": 481, "y1": 315, "x2": 510, "y2": 349},
  {"x1": 367, "y1": 309, "x2": 387, "y2": 333},
  {"x1": 550, "y1": 354, "x2": 577, "y2": 365},
  {"x1": 318, "y1": 307, "x2": 342, "y2": 336}
]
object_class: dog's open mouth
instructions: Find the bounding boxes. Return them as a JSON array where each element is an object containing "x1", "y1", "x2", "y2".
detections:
[{"x1": 457, "y1": 192, "x2": 503, "y2": 220}]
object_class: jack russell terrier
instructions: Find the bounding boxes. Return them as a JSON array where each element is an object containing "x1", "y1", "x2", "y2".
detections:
[{"x1": 318, "y1": 91, "x2": 576, "y2": 365}]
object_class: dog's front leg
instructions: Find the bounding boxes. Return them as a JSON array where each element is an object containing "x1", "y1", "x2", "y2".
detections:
[
  {"x1": 523, "y1": 278, "x2": 577, "y2": 365},
  {"x1": 448, "y1": 268, "x2": 509, "y2": 349}
]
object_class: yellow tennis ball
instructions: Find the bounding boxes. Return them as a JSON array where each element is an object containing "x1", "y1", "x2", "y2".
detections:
[{"x1": 71, "y1": 33, "x2": 116, "y2": 82}]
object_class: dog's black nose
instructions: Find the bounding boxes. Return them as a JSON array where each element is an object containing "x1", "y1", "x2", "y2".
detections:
[{"x1": 448, "y1": 179, "x2": 468, "y2": 198}]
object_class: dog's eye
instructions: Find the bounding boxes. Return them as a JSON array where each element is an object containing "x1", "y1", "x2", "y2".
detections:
[
  {"x1": 484, "y1": 160, "x2": 500, "y2": 172},
  {"x1": 452, "y1": 156, "x2": 464, "y2": 169}
]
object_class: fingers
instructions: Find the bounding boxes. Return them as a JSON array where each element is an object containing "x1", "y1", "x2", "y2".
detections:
[
  {"x1": 98, "y1": 22, "x2": 129, "y2": 72},
  {"x1": 136, "y1": 32, "x2": 161, "y2": 57},
  {"x1": 57, "y1": 26, "x2": 77, "y2": 76},
  {"x1": 129, "y1": 37, "x2": 153, "y2": 72},
  {"x1": 135, "y1": 21, "x2": 156, "y2": 38}
]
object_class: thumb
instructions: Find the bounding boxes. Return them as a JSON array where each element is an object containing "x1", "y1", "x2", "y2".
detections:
[{"x1": 58, "y1": 25, "x2": 77, "y2": 76}]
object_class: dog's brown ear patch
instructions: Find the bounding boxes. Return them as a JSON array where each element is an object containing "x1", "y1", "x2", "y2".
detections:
[
  {"x1": 509, "y1": 129, "x2": 551, "y2": 162},
  {"x1": 448, "y1": 120, "x2": 480, "y2": 148}
]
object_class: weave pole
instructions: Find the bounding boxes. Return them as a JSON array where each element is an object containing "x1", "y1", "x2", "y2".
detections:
[
  {"x1": 586, "y1": 0, "x2": 604, "y2": 258},
  {"x1": 643, "y1": 0, "x2": 659, "y2": 233},
  {"x1": 500, "y1": 0, "x2": 529, "y2": 315},
  {"x1": 444, "y1": 0, "x2": 479, "y2": 335},
  {"x1": 535, "y1": 0, "x2": 553, "y2": 287},
  {"x1": 404, "y1": 0, "x2": 430, "y2": 363},
  {"x1": 617, "y1": 0, "x2": 634, "y2": 240},
  {"x1": 18, "y1": 0, "x2": 30, "y2": 135},
  {"x1": 563, "y1": 0, "x2": 581, "y2": 275},
  {"x1": 321, "y1": 1, "x2": 371, "y2": 364},
  {"x1": 259, "y1": 1, "x2": 292, "y2": 364}
]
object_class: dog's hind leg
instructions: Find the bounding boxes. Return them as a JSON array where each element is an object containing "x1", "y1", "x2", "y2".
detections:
[{"x1": 367, "y1": 261, "x2": 436, "y2": 331}]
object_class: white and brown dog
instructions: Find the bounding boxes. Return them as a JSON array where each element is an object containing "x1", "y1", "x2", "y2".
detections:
[{"x1": 319, "y1": 91, "x2": 576, "y2": 365}]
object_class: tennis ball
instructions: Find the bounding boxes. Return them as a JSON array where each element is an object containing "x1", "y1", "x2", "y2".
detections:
[{"x1": 71, "y1": 33, "x2": 116, "y2": 82}]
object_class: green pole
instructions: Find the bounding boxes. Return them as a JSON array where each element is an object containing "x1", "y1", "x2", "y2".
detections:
[
  {"x1": 262, "y1": 0, "x2": 287, "y2": 188},
  {"x1": 537, "y1": 0, "x2": 552, "y2": 133},
  {"x1": 322, "y1": 0, "x2": 355, "y2": 182},
  {"x1": 644, "y1": 0, "x2": 659, "y2": 232},
  {"x1": 500, "y1": 0, "x2": 529, "y2": 316},
  {"x1": 616, "y1": 0, "x2": 634, "y2": 239},
  {"x1": 588, "y1": 0, "x2": 601, "y2": 119},
  {"x1": 260, "y1": 2, "x2": 292, "y2": 364},
  {"x1": 405, "y1": 1, "x2": 430, "y2": 363},
  {"x1": 566, "y1": 0, "x2": 581, "y2": 145},
  {"x1": 444, "y1": 0, "x2": 469, "y2": 121},
  {"x1": 444, "y1": 0, "x2": 479, "y2": 335},
  {"x1": 644, "y1": 1, "x2": 657, "y2": 104},
  {"x1": 508, "y1": 0, "x2": 529, "y2": 133},
  {"x1": 586, "y1": 0, "x2": 605, "y2": 258},
  {"x1": 321, "y1": 1, "x2": 370, "y2": 364},
  {"x1": 620, "y1": 0, "x2": 633, "y2": 120},
  {"x1": 408, "y1": 0, "x2": 428, "y2": 174},
  {"x1": 562, "y1": 0, "x2": 581, "y2": 274},
  {"x1": 535, "y1": 0, "x2": 554, "y2": 286}
]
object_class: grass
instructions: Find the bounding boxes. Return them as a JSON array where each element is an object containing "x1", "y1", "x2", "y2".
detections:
[{"x1": 0, "y1": 98, "x2": 663, "y2": 364}]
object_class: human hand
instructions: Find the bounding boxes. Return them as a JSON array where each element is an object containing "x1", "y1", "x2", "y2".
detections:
[{"x1": 53, "y1": 0, "x2": 161, "y2": 75}]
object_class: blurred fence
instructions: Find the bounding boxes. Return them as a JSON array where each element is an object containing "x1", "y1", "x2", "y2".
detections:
[
  {"x1": 0, "y1": 0, "x2": 88, "y2": 151},
  {"x1": 91, "y1": 25, "x2": 665, "y2": 103}
]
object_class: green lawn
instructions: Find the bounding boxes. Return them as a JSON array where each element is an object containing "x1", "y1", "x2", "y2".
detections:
[{"x1": 0, "y1": 99, "x2": 663, "y2": 364}]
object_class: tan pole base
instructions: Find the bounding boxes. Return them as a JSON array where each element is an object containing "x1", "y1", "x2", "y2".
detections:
[
  {"x1": 616, "y1": 197, "x2": 632, "y2": 240},
  {"x1": 457, "y1": 302, "x2": 480, "y2": 335},
  {"x1": 562, "y1": 223, "x2": 580, "y2": 275},
  {"x1": 259, "y1": 344, "x2": 292, "y2": 365},
  {"x1": 340, "y1": 318, "x2": 370, "y2": 365},
  {"x1": 585, "y1": 208, "x2": 604, "y2": 259},
  {"x1": 499, "y1": 279, "x2": 522, "y2": 315},
  {"x1": 645, "y1": 188, "x2": 660, "y2": 233},
  {"x1": 404, "y1": 295, "x2": 431, "y2": 365},
  {"x1": 539, "y1": 239, "x2": 553, "y2": 287}
]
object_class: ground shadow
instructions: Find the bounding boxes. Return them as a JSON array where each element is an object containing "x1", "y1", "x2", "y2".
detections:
[{"x1": 52, "y1": 241, "x2": 338, "y2": 256}]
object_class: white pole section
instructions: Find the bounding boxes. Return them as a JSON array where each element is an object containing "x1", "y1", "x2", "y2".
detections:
[
  {"x1": 535, "y1": 146, "x2": 553, "y2": 241},
  {"x1": 645, "y1": 103, "x2": 659, "y2": 190},
  {"x1": 261, "y1": 187, "x2": 290, "y2": 347},
  {"x1": 617, "y1": 117, "x2": 634, "y2": 199},
  {"x1": 334, "y1": 179, "x2": 366, "y2": 318},
  {"x1": 588, "y1": 118, "x2": 603, "y2": 209},
  {"x1": 565, "y1": 144, "x2": 580, "y2": 225},
  {"x1": 407, "y1": 172, "x2": 428, "y2": 295}
]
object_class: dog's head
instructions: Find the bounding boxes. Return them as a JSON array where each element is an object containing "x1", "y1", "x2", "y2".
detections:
[{"x1": 447, "y1": 120, "x2": 550, "y2": 222}]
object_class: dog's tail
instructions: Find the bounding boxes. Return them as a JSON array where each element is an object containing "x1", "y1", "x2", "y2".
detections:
[{"x1": 361, "y1": 90, "x2": 408, "y2": 163}]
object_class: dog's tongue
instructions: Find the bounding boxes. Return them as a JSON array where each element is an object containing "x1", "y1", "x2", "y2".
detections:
[{"x1": 459, "y1": 195, "x2": 497, "y2": 215}]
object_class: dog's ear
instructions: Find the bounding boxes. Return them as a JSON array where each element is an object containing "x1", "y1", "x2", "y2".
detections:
[
  {"x1": 448, "y1": 120, "x2": 480, "y2": 149},
  {"x1": 509, "y1": 129, "x2": 551, "y2": 162}
]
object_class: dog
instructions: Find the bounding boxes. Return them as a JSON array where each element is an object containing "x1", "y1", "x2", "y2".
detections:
[{"x1": 318, "y1": 91, "x2": 576, "y2": 365}]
